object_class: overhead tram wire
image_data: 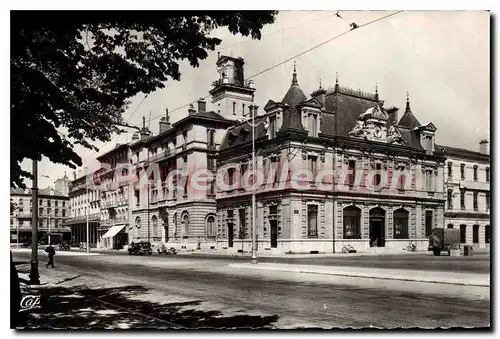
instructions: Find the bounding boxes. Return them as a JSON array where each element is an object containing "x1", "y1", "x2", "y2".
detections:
[
  {"x1": 214, "y1": 12, "x2": 340, "y2": 52},
  {"x1": 147, "y1": 10, "x2": 404, "y2": 123}
]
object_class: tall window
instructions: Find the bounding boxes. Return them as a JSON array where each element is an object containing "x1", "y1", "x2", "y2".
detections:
[
  {"x1": 426, "y1": 170, "x2": 433, "y2": 191},
  {"x1": 447, "y1": 162, "x2": 453, "y2": 178},
  {"x1": 240, "y1": 162, "x2": 248, "y2": 183},
  {"x1": 343, "y1": 206, "x2": 361, "y2": 239},
  {"x1": 308, "y1": 156, "x2": 317, "y2": 178},
  {"x1": 460, "y1": 225, "x2": 467, "y2": 243},
  {"x1": 134, "y1": 189, "x2": 140, "y2": 206},
  {"x1": 270, "y1": 157, "x2": 279, "y2": 184},
  {"x1": 473, "y1": 165, "x2": 478, "y2": 181},
  {"x1": 397, "y1": 166, "x2": 406, "y2": 190},
  {"x1": 447, "y1": 189, "x2": 453, "y2": 209},
  {"x1": 269, "y1": 116, "x2": 276, "y2": 139},
  {"x1": 485, "y1": 225, "x2": 490, "y2": 244},
  {"x1": 183, "y1": 214, "x2": 189, "y2": 239},
  {"x1": 238, "y1": 208, "x2": 246, "y2": 239},
  {"x1": 347, "y1": 160, "x2": 356, "y2": 186},
  {"x1": 207, "y1": 129, "x2": 215, "y2": 148},
  {"x1": 373, "y1": 163, "x2": 382, "y2": 187},
  {"x1": 228, "y1": 168, "x2": 235, "y2": 189},
  {"x1": 426, "y1": 136, "x2": 433, "y2": 154},
  {"x1": 242, "y1": 103, "x2": 246, "y2": 115},
  {"x1": 393, "y1": 209, "x2": 409, "y2": 239},
  {"x1": 460, "y1": 190, "x2": 465, "y2": 210},
  {"x1": 486, "y1": 192, "x2": 490, "y2": 211},
  {"x1": 473, "y1": 225, "x2": 479, "y2": 244},
  {"x1": 473, "y1": 192, "x2": 478, "y2": 211},
  {"x1": 460, "y1": 164, "x2": 465, "y2": 180},
  {"x1": 307, "y1": 205, "x2": 318, "y2": 237},
  {"x1": 425, "y1": 210, "x2": 433, "y2": 237},
  {"x1": 206, "y1": 216, "x2": 216, "y2": 238},
  {"x1": 151, "y1": 215, "x2": 158, "y2": 238},
  {"x1": 232, "y1": 102, "x2": 236, "y2": 115},
  {"x1": 308, "y1": 114, "x2": 318, "y2": 137},
  {"x1": 486, "y1": 167, "x2": 490, "y2": 182}
]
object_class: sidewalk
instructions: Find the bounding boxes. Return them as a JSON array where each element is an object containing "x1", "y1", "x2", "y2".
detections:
[
  {"x1": 228, "y1": 262, "x2": 490, "y2": 287},
  {"x1": 11, "y1": 248, "x2": 102, "y2": 256}
]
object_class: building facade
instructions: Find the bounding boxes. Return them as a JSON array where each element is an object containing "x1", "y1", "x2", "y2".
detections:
[
  {"x1": 62, "y1": 172, "x2": 101, "y2": 247},
  {"x1": 440, "y1": 141, "x2": 490, "y2": 249},
  {"x1": 54, "y1": 172, "x2": 70, "y2": 197},
  {"x1": 10, "y1": 187, "x2": 70, "y2": 244},
  {"x1": 216, "y1": 63, "x2": 446, "y2": 254}
]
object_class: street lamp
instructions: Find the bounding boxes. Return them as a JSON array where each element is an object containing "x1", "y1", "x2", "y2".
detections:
[{"x1": 247, "y1": 105, "x2": 267, "y2": 264}]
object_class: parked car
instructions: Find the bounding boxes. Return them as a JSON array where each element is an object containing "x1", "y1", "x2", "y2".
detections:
[
  {"x1": 428, "y1": 227, "x2": 460, "y2": 256},
  {"x1": 128, "y1": 242, "x2": 153, "y2": 255}
]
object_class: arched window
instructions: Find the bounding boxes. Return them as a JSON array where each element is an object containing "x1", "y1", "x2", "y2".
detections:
[
  {"x1": 393, "y1": 208, "x2": 409, "y2": 239},
  {"x1": 135, "y1": 216, "x2": 141, "y2": 229},
  {"x1": 343, "y1": 206, "x2": 361, "y2": 239},
  {"x1": 173, "y1": 212, "x2": 177, "y2": 238},
  {"x1": 182, "y1": 212, "x2": 189, "y2": 239},
  {"x1": 151, "y1": 215, "x2": 158, "y2": 238},
  {"x1": 206, "y1": 215, "x2": 216, "y2": 239}
]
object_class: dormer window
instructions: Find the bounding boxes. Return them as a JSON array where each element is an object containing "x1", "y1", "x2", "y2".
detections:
[
  {"x1": 269, "y1": 116, "x2": 277, "y2": 139},
  {"x1": 308, "y1": 113, "x2": 319, "y2": 137},
  {"x1": 425, "y1": 135, "x2": 433, "y2": 155}
]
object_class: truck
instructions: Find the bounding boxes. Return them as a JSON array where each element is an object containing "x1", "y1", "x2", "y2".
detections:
[{"x1": 428, "y1": 227, "x2": 460, "y2": 256}]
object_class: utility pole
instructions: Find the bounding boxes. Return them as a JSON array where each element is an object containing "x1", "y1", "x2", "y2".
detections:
[
  {"x1": 29, "y1": 157, "x2": 40, "y2": 285},
  {"x1": 250, "y1": 105, "x2": 258, "y2": 264}
]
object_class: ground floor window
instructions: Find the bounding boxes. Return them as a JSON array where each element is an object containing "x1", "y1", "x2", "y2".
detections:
[
  {"x1": 206, "y1": 215, "x2": 216, "y2": 239},
  {"x1": 447, "y1": 224, "x2": 454, "y2": 229},
  {"x1": 473, "y1": 224, "x2": 479, "y2": 244},
  {"x1": 343, "y1": 206, "x2": 361, "y2": 239},
  {"x1": 425, "y1": 211, "x2": 433, "y2": 237},
  {"x1": 182, "y1": 213, "x2": 189, "y2": 239},
  {"x1": 307, "y1": 205, "x2": 318, "y2": 237},
  {"x1": 393, "y1": 208, "x2": 409, "y2": 239},
  {"x1": 485, "y1": 225, "x2": 490, "y2": 243},
  {"x1": 460, "y1": 224, "x2": 467, "y2": 243}
]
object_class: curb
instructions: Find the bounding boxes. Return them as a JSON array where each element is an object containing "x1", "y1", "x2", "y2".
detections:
[{"x1": 228, "y1": 263, "x2": 490, "y2": 287}]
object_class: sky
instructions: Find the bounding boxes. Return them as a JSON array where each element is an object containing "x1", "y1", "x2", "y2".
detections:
[{"x1": 20, "y1": 10, "x2": 490, "y2": 189}]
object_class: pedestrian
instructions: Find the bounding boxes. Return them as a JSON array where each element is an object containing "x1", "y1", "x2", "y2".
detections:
[{"x1": 45, "y1": 244, "x2": 55, "y2": 268}]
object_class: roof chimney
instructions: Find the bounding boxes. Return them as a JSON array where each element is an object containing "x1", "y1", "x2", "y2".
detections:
[
  {"x1": 479, "y1": 140, "x2": 489, "y2": 155},
  {"x1": 197, "y1": 98, "x2": 206, "y2": 113},
  {"x1": 188, "y1": 103, "x2": 196, "y2": 116},
  {"x1": 159, "y1": 107, "x2": 171, "y2": 133}
]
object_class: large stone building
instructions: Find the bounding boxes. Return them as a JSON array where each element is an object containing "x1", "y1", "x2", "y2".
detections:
[
  {"x1": 440, "y1": 141, "x2": 490, "y2": 249},
  {"x1": 10, "y1": 187, "x2": 70, "y2": 244},
  {"x1": 68, "y1": 54, "x2": 489, "y2": 254},
  {"x1": 216, "y1": 61, "x2": 446, "y2": 254},
  {"x1": 62, "y1": 171, "x2": 101, "y2": 247}
]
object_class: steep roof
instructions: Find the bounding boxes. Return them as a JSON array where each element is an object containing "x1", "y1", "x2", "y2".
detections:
[
  {"x1": 436, "y1": 144, "x2": 490, "y2": 162},
  {"x1": 219, "y1": 116, "x2": 268, "y2": 151},
  {"x1": 398, "y1": 97, "x2": 421, "y2": 129},
  {"x1": 280, "y1": 66, "x2": 307, "y2": 132},
  {"x1": 323, "y1": 86, "x2": 379, "y2": 136}
]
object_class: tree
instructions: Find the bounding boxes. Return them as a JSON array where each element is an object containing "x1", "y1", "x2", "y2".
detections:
[{"x1": 11, "y1": 11, "x2": 278, "y2": 188}]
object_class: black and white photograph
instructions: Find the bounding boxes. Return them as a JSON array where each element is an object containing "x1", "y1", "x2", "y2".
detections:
[{"x1": 8, "y1": 7, "x2": 492, "y2": 331}]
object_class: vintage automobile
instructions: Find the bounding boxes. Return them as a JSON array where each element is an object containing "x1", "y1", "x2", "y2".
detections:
[
  {"x1": 128, "y1": 241, "x2": 153, "y2": 255},
  {"x1": 428, "y1": 227, "x2": 460, "y2": 256}
]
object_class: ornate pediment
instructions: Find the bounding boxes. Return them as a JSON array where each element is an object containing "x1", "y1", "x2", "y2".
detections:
[
  {"x1": 387, "y1": 125, "x2": 406, "y2": 145},
  {"x1": 349, "y1": 117, "x2": 406, "y2": 145}
]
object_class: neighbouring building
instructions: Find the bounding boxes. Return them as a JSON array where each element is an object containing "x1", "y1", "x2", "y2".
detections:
[
  {"x1": 130, "y1": 100, "x2": 236, "y2": 250},
  {"x1": 54, "y1": 172, "x2": 70, "y2": 197},
  {"x1": 62, "y1": 171, "x2": 101, "y2": 247},
  {"x1": 10, "y1": 187, "x2": 71, "y2": 244},
  {"x1": 216, "y1": 59, "x2": 446, "y2": 254},
  {"x1": 95, "y1": 142, "x2": 136, "y2": 250},
  {"x1": 440, "y1": 140, "x2": 490, "y2": 249}
]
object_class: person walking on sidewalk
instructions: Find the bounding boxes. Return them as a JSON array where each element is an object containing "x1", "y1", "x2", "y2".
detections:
[{"x1": 45, "y1": 244, "x2": 55, "y2": 268}]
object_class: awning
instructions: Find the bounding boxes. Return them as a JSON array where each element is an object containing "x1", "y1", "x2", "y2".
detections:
[{"x1": 102, "y1": 225, "x2": 125, "y2": 238}]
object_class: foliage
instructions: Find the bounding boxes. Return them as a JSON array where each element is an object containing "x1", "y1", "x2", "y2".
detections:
[{"x1": 11, "y1": 11, "x2": 278, "y2": 188}]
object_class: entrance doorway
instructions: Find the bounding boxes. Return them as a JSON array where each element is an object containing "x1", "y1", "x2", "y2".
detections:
[
  {"x1": 369, "y1": 207, "x2": 386, "y2": 247},
  {"x1": 270, "y1": 220, "x2": 278, "y2": 248},
  {"x1": 227, "y1": 223, "x2": 234, "y2": 248}
]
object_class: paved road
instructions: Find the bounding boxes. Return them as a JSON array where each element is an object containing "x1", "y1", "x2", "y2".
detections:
[
  {"x1": 13, "y1": 252, "x2": 490, "y2": 329},
  {"x1": 56, "y1": 249, "x2": 490, "y2": 273}
]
